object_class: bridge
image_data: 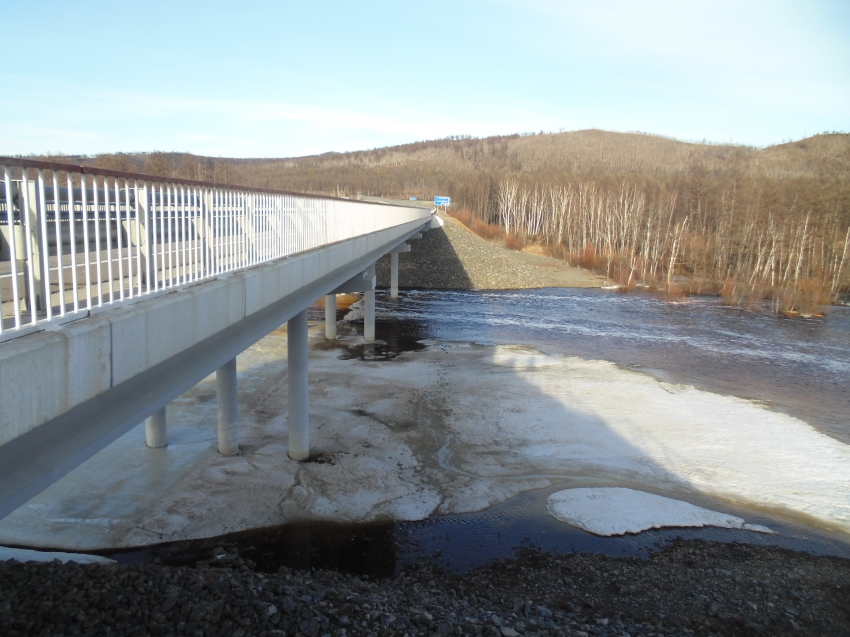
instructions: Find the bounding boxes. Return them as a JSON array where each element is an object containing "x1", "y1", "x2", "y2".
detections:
[{"x1": 0, "y1": 157, "x2": 440, "y2": 521}]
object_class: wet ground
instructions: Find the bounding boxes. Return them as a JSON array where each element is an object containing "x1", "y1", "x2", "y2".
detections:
[{"x1": 102, "y1": 483, "x2": 850, "y2": 577}]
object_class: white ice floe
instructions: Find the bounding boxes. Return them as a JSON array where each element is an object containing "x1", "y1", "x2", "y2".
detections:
[
  {"x1": 0, "y1": 546, "x2": 115, "y2": 565},
  {"x1": 547, "y1": 488, "x2": 774, "y2": 536}
]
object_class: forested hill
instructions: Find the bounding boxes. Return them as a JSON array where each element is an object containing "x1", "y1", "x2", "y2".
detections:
[
  {"x1": 31, "y1": 130, "x2": 850, "y2": 314},
  {"x1": 33, "y1": 129, "x2": 850, "y2": 204}
]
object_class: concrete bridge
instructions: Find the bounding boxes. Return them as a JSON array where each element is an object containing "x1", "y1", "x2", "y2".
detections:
[{"x1": 0, "y1": 157, "x2": 440, "y2": 520}]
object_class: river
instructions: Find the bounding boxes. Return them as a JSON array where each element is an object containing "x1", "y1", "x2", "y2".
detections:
[
  {"x1": 90, "y1": 288, "x2": 850, "y2": 573},
  {"x1": 381, "y1": 288, "x2": 850, "y2": 445}
]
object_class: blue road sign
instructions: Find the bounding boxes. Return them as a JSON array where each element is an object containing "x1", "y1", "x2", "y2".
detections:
[{"x1": 434, "y1": 196, "x2": 451, "y2": 206}]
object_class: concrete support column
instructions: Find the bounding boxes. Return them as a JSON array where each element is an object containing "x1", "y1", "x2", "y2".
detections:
[
  {"x1": 325, "y1": 294, "x2": 337, "y2": 339},
  {"x1": 364, "y1": 263, "x2": 376, "y2": 342},
  {"x1": 288, "y1": 309, "x2": 310, "y2": 461},
  {"x1": 390, "y1": 252, "x2": 399, "y2": 299},
  {"x1": 145, "y1": 407, "x2": 167, "y2": 448},
  {"x1": 216, "y1": 358, "x2": 239, "y2": 456}
]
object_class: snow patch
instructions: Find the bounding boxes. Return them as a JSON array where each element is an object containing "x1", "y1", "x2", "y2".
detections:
[{"x1": 547, "y1": 488, "x2": 774, "y2": 536}]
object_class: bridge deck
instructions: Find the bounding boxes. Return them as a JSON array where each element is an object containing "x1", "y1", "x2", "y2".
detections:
[{"x1": 0, "y1": 158, "x2": 435, "y2": 520}]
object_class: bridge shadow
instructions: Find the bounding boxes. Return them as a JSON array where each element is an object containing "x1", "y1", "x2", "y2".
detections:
[{"x1": 375, "y1": 223, "x2": 473, "y2": 290}]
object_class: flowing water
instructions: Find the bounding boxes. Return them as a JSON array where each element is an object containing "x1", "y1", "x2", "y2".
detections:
[
  {"x1": 111, "y1": 289, "x2": 850, "y2": 574},
  {"x1": 386, "y1": 288, "x2": 850, "y2": 445}
]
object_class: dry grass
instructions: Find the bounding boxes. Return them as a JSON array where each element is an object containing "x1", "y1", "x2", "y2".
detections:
[
  {"x1": 449, "y1": 208, "x2": 506, "y2": 241},
  {"x1": 505, "y1": 233, "x2": 525, "y2": 251}
]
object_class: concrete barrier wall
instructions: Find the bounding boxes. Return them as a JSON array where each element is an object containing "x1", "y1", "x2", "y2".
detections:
[{"x1": 0, "y1": 217, "x2": 429, "y2": 448}]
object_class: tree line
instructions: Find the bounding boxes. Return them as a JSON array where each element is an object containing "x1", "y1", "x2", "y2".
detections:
[{"x1": 34, "y1": 129, "x2": 850, "y2": 313}]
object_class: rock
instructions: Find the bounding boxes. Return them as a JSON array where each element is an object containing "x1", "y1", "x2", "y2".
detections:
[{"x1": 1, "y1": 539, "x2": 848, "y2": 637}]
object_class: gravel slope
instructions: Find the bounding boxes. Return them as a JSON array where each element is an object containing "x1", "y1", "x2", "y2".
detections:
[
  {"x1": 376, "y1": 213, "x2": 609, "y2": 290},
  {"x1": 2, "y1": 539, "x2": 848, "y2": 637}
]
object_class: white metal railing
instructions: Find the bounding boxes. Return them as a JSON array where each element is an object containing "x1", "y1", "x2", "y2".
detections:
[{"x1": 0, "y1": 157, "x2": 430, "y2": 340}]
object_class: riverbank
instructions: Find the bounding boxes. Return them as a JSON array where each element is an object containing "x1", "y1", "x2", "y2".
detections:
[
  {"x1": 2, "y1": 538, "x2": 848, "y2": 637},
  {"x1": 374, "y1": 210, "x2": 609, "y2": 290}
]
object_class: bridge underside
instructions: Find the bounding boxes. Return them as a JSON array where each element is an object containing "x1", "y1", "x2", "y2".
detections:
[{"x1": 0, "y1": 217, "x2": 432, "y2": 520}]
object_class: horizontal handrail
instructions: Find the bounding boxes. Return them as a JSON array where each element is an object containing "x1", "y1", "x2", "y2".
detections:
[
  {"x1": 0, "y1": 159, "x2": 432, "y2": 339},
  {"x1": 0, "y1": 156, "x2": 420, "y2": 204}
]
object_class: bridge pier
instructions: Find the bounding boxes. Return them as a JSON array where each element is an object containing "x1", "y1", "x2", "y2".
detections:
[
  {"x1": 364, "y1": 263, "x2": 376, "y2": 342},
  {"x1": 389, "y1": 242, "x2": 411, "y2": 299},
  {"x1": 145, "y1": 407, "x2": 167, "y2": 448},
  {"x1": 325, "y1": 294, "x2": 337, "y2": 339},
  {"x1": 216, "y1": 358, "x2": 239, "y2": 456},
  {"x1": 390, "y1": 253, "x2": 399, "y2": 299},
  {"x1": 288, "y1": 309, "x2": 310, "y2": 460}
]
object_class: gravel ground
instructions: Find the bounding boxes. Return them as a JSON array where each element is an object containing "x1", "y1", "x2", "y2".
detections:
[
  {"x1": 375, "y1": 213, "x2": 609, "y2": 290},
  {"x1": 2, "y1": 539, "x2": 848, "y2": 637}
]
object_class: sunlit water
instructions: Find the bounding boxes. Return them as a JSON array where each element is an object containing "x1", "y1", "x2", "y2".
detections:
[{"x1": 113, "y1": 289, "x2": 850, "y2": 573}]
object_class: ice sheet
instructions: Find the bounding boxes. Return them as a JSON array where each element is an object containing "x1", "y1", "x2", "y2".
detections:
[
  {"x1": 547, "y1": 487, "x2": 774, "y2": 536},
  {"x1": 0, "y1": 331, "x2": 847, "y2": 550},
  {"x1": 0, "y1": 546, "x2": 115, "y2": 565}
]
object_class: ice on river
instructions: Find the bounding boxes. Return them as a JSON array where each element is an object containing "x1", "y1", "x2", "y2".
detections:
[
  {"x1": 0, "y1": 328, "x2": 848, "y2": 550},
  {"x1": 547, "y1": 488, "x2": 774, "y2": 536},
  {"x1": 0, "y1": 545, "x2": 115, "y2": 565}
]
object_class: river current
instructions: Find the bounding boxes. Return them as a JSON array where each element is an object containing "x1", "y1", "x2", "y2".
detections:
[{"x1": 382, "y1": 288, "x2": 850, "y2": 445}]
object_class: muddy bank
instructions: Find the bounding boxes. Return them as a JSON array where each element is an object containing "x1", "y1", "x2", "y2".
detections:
[
  {"x1": 2, "y1": 539, "x2": 848, "y2": 637},
  {"x1": 375, "y1": 213, "x2": 608, "y2": 290}
]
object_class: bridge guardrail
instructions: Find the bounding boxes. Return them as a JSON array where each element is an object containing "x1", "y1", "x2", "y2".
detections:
[{"x1": 0, "y1": 158, "x2": 430, "y2": 340}]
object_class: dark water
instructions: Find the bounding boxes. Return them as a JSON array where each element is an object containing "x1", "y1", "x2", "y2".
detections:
[{"x1": 110, "y1": 288, "x2": 850, "y2": 574}]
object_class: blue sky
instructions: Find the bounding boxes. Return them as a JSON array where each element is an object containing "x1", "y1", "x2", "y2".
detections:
[{"x1": 1, "y1": 0, "x2": 848, "y2": 158}]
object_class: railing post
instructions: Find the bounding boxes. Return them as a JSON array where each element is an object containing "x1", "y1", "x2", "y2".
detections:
[
  {"x1": 136, "y1": 185, "x2": 154, "y2": 290},
  {"x1": 192, "y1": 190, "x2": 215, "y2": 275},
  {"x1": 288, "y1": 309, "x2": 309, "y2": 460},
  {"x1": 22, "y1": 178, "x2": 46, "y2": 314},
  {"x1": 325, "y1": 294, "x2": 337, "y2": 339},
  {"x1": 217, "y1": 358, "x2": 239, "y2": 456},
  {"x1": 364, "y1": 263, "x2": 376, "y2": 342},
  {"x1": 145, "y1": 407, "x2": 167, "y2": 448}
]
